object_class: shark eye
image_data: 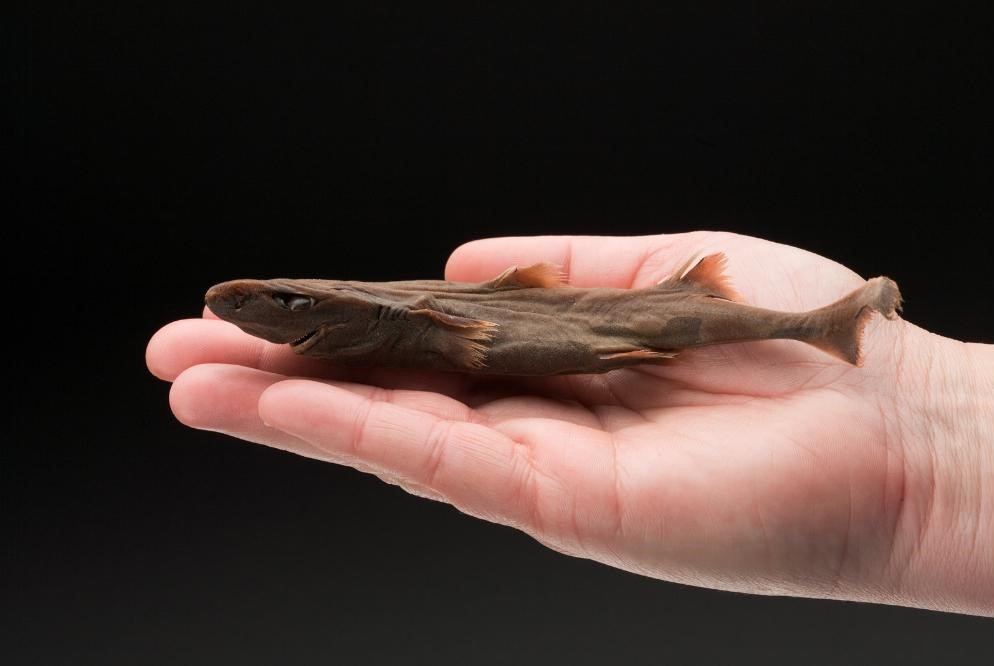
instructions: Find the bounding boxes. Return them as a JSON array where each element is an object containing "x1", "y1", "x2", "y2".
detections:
[{"x1": 272, "y1": 293, "x2": 315, "y2": 311}]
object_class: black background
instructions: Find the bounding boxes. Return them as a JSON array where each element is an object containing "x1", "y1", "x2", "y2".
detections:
[{"x1": 8, "y1": 2, "x2": 993, "y2": 664}]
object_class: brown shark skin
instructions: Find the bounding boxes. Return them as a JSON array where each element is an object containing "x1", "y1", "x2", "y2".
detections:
[{"x1": 204, "y1": 254, "x2": 902, "y2": 376}]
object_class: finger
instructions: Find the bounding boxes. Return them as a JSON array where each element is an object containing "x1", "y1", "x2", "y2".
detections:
[
  {"x1": 148, "y1": 317, "x2": 644, "y2": 420},
  {"x1": 258, "y1": 380, "x2": 543, "y2": 528},
  {"x1": 169, "y1": 364, "x2": 500, "y2": 477},
  {"x1": 325, "y1": 379, "x2": 595, "y2": 432},
  {"x1": 444, "y1": 232, "x2": 724, "y2": 288},
  {"x1": 169, "y1": 363, "x2": 333, "y2": 461},
  {"x1": 147, "y1": 319, "x2": 325, "y2": 382},
  {"x1": 202, "y1": 305, "x2": 220, "y2": 319},
  {"x1": 318, "y1": 380, "x2": 479, "y2": 423},
  {"x1": 146, "y1": 319, "x2": 476, "y2": 398}
]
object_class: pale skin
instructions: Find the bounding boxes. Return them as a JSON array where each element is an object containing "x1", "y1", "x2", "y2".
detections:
[{"x1": 146, "y1": 232, "x2": 994, "y2": 616}]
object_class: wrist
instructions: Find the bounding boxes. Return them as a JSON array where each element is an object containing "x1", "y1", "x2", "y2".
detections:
[{"x1": 887, "y1": 326, "x2": 994, "y2": 615}]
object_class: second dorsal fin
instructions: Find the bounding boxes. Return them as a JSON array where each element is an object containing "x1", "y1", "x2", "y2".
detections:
[
  {"x1": 657, "y1": 252, "x2": 740, "y2": 301},
  {"x1": 487, "y1": 262, "x2": 565, "y2": 289}
]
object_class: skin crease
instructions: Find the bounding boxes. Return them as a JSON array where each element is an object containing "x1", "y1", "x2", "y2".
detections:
[{"x1": 146, "y1": 231, "x2": 994, "y2": 616}]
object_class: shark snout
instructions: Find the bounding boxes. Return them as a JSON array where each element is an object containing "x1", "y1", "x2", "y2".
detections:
[{"x1": 205, "y1": 280, "x2": 264, "y2": 318}]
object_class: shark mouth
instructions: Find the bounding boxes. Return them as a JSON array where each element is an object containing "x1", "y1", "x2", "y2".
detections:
[{"x1": 289, "y1": 328, "x2": 322, "y2": 351}]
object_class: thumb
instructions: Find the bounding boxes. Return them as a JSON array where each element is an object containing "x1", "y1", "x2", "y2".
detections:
[{"x1": 445, "y1": 234, "x2": 687, "y2": 288}]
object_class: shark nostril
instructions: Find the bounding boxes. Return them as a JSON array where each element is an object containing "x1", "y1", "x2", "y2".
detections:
[{"x1": 205, "y1": 281, "x2": 264, "y2": 317}]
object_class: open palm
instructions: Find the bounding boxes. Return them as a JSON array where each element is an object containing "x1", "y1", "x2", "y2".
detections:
[{"x1": 148, "y1": 232, "x2": 921, "y2": 602}]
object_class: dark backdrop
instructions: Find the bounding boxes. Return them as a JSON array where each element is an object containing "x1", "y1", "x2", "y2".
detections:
[{"x1": 8, "y1": 2, "x2": 992, "y2": 664}]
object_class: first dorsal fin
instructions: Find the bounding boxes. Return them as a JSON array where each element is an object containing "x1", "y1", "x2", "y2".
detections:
[
  {"x1": 487, "y1": 262, "x2": 565, "y2": 289},
  {"x1": 657, "y1": 252, "x2": 740, "y2": 301}
]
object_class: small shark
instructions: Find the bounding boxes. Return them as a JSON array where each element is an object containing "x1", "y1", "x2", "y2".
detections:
[{"x1": 206, "y1": 253, "x2": 902, "y2": 375}]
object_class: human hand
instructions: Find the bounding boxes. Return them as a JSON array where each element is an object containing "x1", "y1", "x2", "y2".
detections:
[{"x1": 146, "y1": 232, "x2": 993, "y2": 615}]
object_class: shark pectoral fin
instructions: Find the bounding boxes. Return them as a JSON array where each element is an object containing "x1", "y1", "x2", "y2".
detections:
[
  {"x1": 487, "y1": 263, "x2": 566, "y2": 289},
  {"x1": 656, "y1": 252, "x2": 741, "y2": 301},
  {"x1": 411, "y1": 309, "x2": 497, "y2": 332},
  {"x1": 409, "y1": 308, "x2": 499, "y2": 369},
  {"x1": 599, "y1": 349, "x2": 679, "y2": 362}
]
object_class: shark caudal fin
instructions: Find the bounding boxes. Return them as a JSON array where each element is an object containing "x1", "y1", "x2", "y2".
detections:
[{"x1": 806, "y1": 277, "x2": 902, "y2": 365}]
